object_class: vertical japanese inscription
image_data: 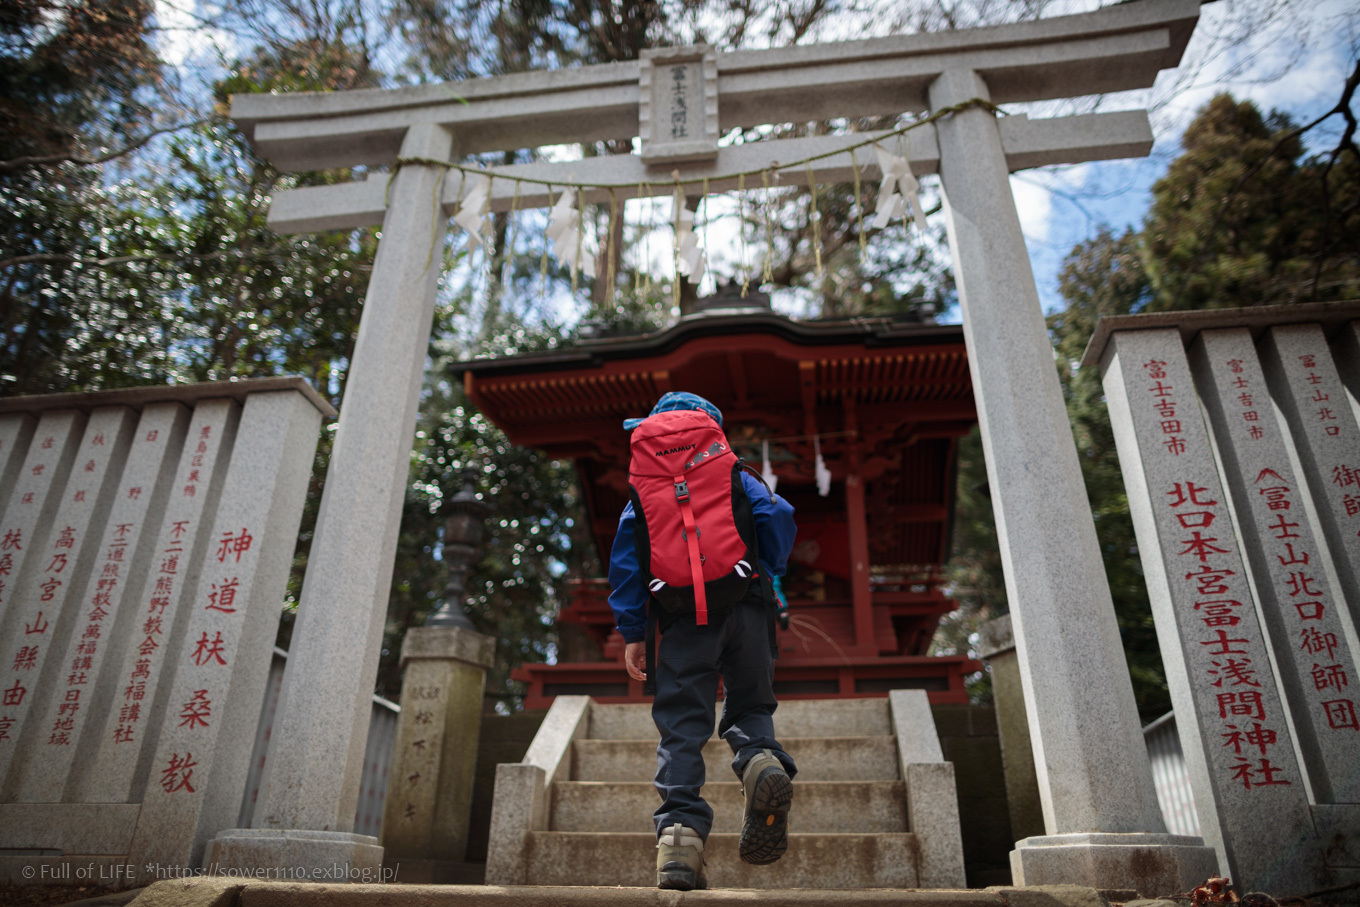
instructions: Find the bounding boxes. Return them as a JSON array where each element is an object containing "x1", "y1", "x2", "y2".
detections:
[
  {"x1": 6, "y1": 403, "x2": 190, "y2": 803},
  {"x1": 668, "y1": 64, "x2": 691, "y2": 140},
  {"x1": 0, "y1": 407, "x2": 132, "y2": 787},
  {"x1": 1259, "y1": 324, "x2": 1360, "y2": 627},
  {"x1": 638, "y1": 46, "x2": 718, "y2": 164},
  {"x1": 1103, "y1": 328, "x2": 1315, "y2": 884},
  {"x1": 0, "y1": 411, "x2": 85, "y2": 615},
  {"x1": 81, "y1": 402, "x2": 237, "y2": 804},
  {"x1": 1191, "y1": 329, "x2": 1360, "y2": 802}
]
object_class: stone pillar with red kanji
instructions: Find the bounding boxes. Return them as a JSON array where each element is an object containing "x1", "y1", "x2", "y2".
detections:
[
  {"x1": 1258, "y1": 324, "x2": 1360, "y2": 633},
  {"x1": 7, "y1": 402, "x2": 192, "y2": 803},
  {"x1": 127, "y1": 389, "x2": 325, "y2": 880},
  {"x1": 1190, "y1": 328, "x2": 1360, "y2": 807},
  {"x1": 378, "y1": 625, "x2": 494, "y2": 882},
  {"x1": 0, "y1": 411, "x2": 88, "y2": 681},
  {"x1": 80, "y1": 399, "x2": 239, "y2": 804},
  {"x1": 0, "y1": 406, "x2": 137, "y2": 790},
  {"x1": 1102, "y1": 327, "x2": 1324, "y2": 893}
]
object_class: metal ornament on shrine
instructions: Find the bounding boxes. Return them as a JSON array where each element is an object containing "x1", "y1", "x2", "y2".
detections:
[{"x1": 222, "y1": 0, "x2": 1224, "y2": 893}]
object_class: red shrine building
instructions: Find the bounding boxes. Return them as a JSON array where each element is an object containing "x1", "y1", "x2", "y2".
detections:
[{"x1": 457, "y1": 296, "x2": 981, "y2": 708}]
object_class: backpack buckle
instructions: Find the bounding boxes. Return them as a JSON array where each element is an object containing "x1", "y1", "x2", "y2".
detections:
[{"x1": 674, "y1": 479, "x2": 690, "y2": 501}]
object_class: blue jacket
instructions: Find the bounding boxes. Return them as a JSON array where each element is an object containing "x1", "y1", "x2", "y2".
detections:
[{"x1": 608, "y1": 471, "x2": 797, "y2": 643}]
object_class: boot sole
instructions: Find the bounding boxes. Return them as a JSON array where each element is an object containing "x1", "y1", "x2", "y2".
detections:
[
  {"x1": 657, "y1": 863, "x2": 707, "y2": 890},
  {"x1": 739, "y1": 766, "x2": 793, "y2": 865}
]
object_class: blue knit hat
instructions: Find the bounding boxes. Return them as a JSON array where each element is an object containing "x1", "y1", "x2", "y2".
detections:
[{"x1": 623, "y1": 391, "x2": 723, "y2": 431}]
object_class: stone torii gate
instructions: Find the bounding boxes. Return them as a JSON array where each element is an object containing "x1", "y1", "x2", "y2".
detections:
[{"x1": 213, "y1": 0, "x2": 1219, "y2": 891}]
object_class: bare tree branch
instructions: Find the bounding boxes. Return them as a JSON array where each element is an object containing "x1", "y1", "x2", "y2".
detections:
[
  {"x1": 0, "y1": 120, "x2": 208, "y2": 173},
  {"x1": 0, "y1": 248, "x2": 354, "y2": 273}
]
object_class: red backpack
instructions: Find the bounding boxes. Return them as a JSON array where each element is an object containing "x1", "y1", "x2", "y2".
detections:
[{"x1": 627, "y1": 409, "x2": 758, "y2": 626}]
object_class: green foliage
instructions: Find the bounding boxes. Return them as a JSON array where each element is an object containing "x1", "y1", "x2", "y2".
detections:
[
  {"x1": 0, "y1": 0, "x2": 161, "y2": 162},
  {"x1": 1143, "y1": 94, "x2": 1360, "y2": 310},
  {"x1": 378, "y1": 373, "x2": 596, "y2": 700}
]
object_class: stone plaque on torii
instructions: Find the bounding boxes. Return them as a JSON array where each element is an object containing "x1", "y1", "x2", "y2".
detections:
[{"x1": 220, "y1": 0, "x2": 1219, "y2": 892}]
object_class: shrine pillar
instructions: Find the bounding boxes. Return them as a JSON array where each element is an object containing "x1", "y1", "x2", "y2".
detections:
[
  {"x1": 207, "y1": 122, "x2": 454, "y2": 877},
  {"x1": 928, "y1": 67, "x2": 1218, "y2": 894}
]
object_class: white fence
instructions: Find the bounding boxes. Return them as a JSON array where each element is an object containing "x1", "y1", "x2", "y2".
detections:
[{"x1": 1143, "y1": 711, "x2": 1201, "y2": 837}]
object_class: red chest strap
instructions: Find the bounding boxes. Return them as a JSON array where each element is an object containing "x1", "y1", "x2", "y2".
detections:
[{"x1": 673, "y1": 475, "x2": 708, "y2": 626}]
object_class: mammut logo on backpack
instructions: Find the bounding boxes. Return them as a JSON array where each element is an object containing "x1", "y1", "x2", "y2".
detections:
[{"x1": 655, "y1": 444, "x2": 696, "y2": 457}]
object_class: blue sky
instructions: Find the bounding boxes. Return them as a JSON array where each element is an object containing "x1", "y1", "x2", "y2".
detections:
[{"x1": 1008, "y1": 0, "x2": 1359, "y2": 314}]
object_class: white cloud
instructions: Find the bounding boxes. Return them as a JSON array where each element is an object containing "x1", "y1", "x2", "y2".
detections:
[
  {"x1": 155, "y1": 0, "x2": 233, "y2": 68},
  {"x1": 1010, "y1": 173, "x2": 1055, "y2": 245}
]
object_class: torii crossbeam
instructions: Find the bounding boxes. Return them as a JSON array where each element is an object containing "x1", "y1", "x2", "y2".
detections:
[{"x1": 213, "y1": 0, "x2": 1221, "y2": 894}]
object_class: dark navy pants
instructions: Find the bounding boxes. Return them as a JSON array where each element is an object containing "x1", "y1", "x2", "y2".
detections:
[{"x1": 651, "y1": 587, "x2": 797, "y2": 840}]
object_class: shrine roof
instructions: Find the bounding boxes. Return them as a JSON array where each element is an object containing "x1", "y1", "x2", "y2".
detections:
[
  {"x1": 453, "y1": 310, "x2": 963, "y2": 380},
  {"x1": 454, "y1": 309, "x2": 976, "y2": 579}
]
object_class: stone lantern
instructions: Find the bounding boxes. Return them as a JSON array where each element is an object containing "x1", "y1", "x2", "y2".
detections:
[
  {"x1": 381, "y1": 464, "x2": 496, "y2": 882},
  {"x1": 426, "y1": 467, "x2": 491, "y2": 629}
]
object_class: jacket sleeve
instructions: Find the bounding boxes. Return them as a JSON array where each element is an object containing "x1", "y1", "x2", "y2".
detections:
[
  {"x1": 606, "y1": 501, "x2": 649, "y2": 644},
  {"x1": 740, "y1": 471, "x2": 797, "y2": 577}
]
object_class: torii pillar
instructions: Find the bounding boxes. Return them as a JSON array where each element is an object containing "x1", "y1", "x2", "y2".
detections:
[
  {"x1": 216, "y1": 0, "x2": 1218, "y2": 892},
  {"x1": 205, "y1": 122, "x2": 454, "y2": 875},
  {"x1": 930, "y1": 66, "x2": 1216, "y2": 892}
]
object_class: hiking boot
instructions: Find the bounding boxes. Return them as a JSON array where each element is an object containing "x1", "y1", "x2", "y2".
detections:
[
  {"x1": 656, "y1": 823, "x2": 707, "y2": 890},
  {"x1": 739, "y1": 748, "x2": 793, "y2": 865}
]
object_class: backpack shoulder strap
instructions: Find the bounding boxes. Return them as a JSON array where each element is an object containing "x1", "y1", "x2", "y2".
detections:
[{"x1": 736, "y1": 458, "x2": 773, "y2": 497}]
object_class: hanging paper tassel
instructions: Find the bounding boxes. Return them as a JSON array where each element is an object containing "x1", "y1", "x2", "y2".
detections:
[
  {"x1": 672, "y1": 190, "x2": 706, "y2": 285},
  {"x1": 546, "y1": 188, "x2": 596, "y2": 279},
  {"x1": 761, "y1": 440, "x2": 778, "y2": 495},
  {"x1": 453, "y1": 174, "x2": 492, "y2": 249},
  {"x1": 813, "y1": 436, "x2": 831, "y2": 498},
  {"x1": 871, "y1": 144, "x2": 927, "y2": 233}
]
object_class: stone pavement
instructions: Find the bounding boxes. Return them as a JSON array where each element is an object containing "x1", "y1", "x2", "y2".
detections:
[{"x1": 127, "y1": 878, "x2": 1120, "y2": 907}]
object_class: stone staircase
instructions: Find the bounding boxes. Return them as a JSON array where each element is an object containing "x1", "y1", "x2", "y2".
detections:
[{"x1": 485, "y1": 691, "x2": 966, "y2": 889}]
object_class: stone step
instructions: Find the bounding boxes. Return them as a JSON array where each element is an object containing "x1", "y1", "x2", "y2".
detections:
[
  {"x1": 571, "y1": 736, "x2": 900, "y2": 783},
  {"x1": 550, "y1": 780, "x2": 907, "y2": 834},
  {"x1": 524, "y1": 831, "x2": 924, "y2": 889},
  {"x1": 586, "y1": 698, "x2": 891, "y2": 740},
  {"x1": 133, "y1": 875, "x2": 1062, "y2": 906}
]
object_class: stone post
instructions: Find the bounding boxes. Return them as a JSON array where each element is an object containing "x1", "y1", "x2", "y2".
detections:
[
  {"x1": 0, "y1": 411, "x2": 87, "y2": 647},
  {"x1": 0, "y1": 414, "x2": 36, "y2": 497},
  {"x1": 0, "y1": 407, "x2": 136, "y2": 787},
  {"x1": 1190, "y1": 328, "x2": 1360, "y2": 806},
  {"x1": 928, "y1": 66, "x2": 1218, "y2": 895},
  {"x1": 1333, "y1": 320, "x2": 1359, "y2": 400},
  {"x1": 207, "y1": 122, "x2": 455, "y2": 876},
  {"x1": 1101, "y1": 327, "x2": 1322, "y2": 893},
  {"x1": 380, "y1": 626, "x2": 494, "y2": 882},
  {"x1": 128, "y1": 389, "x2": 325, "y2": 880},
  {"x1": 80, "y1": 399, "x2": 240, "y2": 804},
  {"x1": 1258, "y1": 325, "x2": 1360, "y2": 630},
  {"x1": 8, "y1": 402, "x2": 190, "y2": 803},
  {"x1": 977, "y1": 615, "x2": 1044, "y2": 845}
]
